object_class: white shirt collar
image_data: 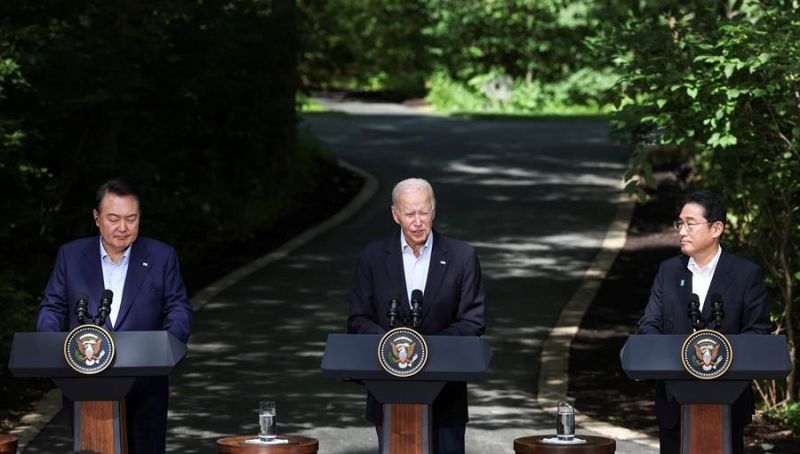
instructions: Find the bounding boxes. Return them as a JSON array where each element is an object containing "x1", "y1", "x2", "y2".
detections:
[
  {"x1": 400, "y1": 230, "x2": 433, "y2": 256},
  {"x1": 99, "y1": 238, "x2": 132, "y2": 265},
  {"x1": 687, "y1": 245, "x2": 722, "y2": 277}
]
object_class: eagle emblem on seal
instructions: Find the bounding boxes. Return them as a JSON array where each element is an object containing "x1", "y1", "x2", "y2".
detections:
[
  {"x1": 694, "y1": 340, "x2": 722, "y2": 371},
  {"x1": 390, "y1": 337, "x2": 418, "y2": 369},
  {"x1": 75, "y1": 333, "x2": 105, "y2": 366}
]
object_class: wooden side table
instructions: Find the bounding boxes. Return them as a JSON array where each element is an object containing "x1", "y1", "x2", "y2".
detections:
[
  {"x1": 514, "y1": 435, "x2": 615, "y2": 454},
  {"x1": 217, "y1": 435, "x2": 318, "y2": 454},
  {"x1": 0, "y1": 434, "x2": 18, "y2": 454}
]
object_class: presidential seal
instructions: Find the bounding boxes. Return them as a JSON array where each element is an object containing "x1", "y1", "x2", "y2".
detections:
[
  {"x1": 681, "y1": 329, "x2": 733, "y2": 380},
  {"x1": 377, "y1": 327, "x2": 429, "y2": 378},
  {"x1": 64, "y1": 324, "x2": 115, "y2": 375}
]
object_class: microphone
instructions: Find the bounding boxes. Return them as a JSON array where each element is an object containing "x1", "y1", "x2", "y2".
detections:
[
  {"x1": 388, "y1": 298, "x2": 400, "y2": 328},
  {"x1": 710, "y1": 293, "x2": 724, "y2": 331},
  {"x1": 96, "y1": 289, "x2": 113, "y2": 326},
  {"x1": 410, "y1": 289, "x2": 423, "y2": 329},
  {"x1": 75, "y1": 293, "x2": 90, "y2": 324},
  {"x1": 687, "y1": 293, "x2": 702, "y2": 331}
]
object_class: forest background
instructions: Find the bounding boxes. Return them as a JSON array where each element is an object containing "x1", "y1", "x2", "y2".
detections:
[{"x1": 1, "y1": 0, "x2": 798, "y2": 433}]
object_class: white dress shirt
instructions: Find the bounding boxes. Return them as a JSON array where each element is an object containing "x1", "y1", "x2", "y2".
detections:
[
  {"x1": 688, "y1": 245, "x2": 722, "y2": 311},
  {"x1": 99, "y1": 240, "x2": 132, "y2": 327},
  {"x1": 401, "y1": 231, "x2": 433, "y2": 309}
]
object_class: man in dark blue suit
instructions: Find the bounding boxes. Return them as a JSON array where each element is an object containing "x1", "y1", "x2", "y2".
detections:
[
  {"x1": 37, "y1": 178, "x2": 193, "y2": 454},
  {"x1": 637, "y1": 190, "x2": 771, "y2": 454},
  {"x1": 349, "y1": 178, "x2": 486, "y2": 454}
]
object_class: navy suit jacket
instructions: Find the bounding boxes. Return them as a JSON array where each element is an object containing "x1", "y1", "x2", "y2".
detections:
[
  {"x1": 37, "y1": 236, "x2": 192, "y2": 453},
  {"x1": 37, "y1": 236, "x2": 192, "y2": 342},
  {"x1": 637, "y1": 250, "x2": 770, "y2": 429},
  {"x1": 348, "y1": 230, "x2": 486, "y2": 427}
]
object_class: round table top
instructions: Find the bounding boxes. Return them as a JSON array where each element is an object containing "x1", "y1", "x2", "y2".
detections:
[
  {"x1": 514, "y1": 435, "x2": 616, "y2": 454},
  {"x1": 216, "y1": 435, "x2": 318, "y2": 454}
]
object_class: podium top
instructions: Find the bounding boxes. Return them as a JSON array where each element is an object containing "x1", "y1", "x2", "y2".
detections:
[
  {"x1": 321, "y1": 333, "x2": 491, "y2": 381},
  {"x1": 9, "y1": 331, "x2": 187, "y2": 378},
  {"x1": 620, "y1": 334, "x2": 791, "y2": 381}
]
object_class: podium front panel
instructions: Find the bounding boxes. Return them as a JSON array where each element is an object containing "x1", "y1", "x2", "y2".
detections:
[
  {"x1": 321, "y1": 334, "x2": 491, "y2": 381},
  {"x1": 9, "y1": 331, "x2": 187, "y2": 378},
  {"x1": 620, "y1": 334, "x2": 791, "y2": 381}
]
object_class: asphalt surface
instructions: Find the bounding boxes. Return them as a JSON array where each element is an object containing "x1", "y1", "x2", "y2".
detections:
[{"x1": 22, "y1": 100, "x2": 657, "y2": 453}]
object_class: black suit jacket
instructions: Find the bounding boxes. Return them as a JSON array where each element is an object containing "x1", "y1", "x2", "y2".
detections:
[
  {"x1": 637, "y1": 250, "x2": 770, "y2": 430},
  {"x1": 348, "y1": 230, "x2": 486, "y2": 426}
]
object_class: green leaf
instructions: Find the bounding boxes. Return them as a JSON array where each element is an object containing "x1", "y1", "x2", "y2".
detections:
[
  {"x1": 687, "y1": 87, "x2": 698, "y2": 99},
  {"x1": 724, "y1": 64, "x2": 735, "y2": 79},
  {"x1": 656, "y1": 99, "x2": 667, "y2": 108}
]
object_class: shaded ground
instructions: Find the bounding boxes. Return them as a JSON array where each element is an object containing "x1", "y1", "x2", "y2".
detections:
[
  {"x1": 0, "y1": 158, "x2": 363, "y2": 434},
  {"x1": 569, "y1": 177, "x2": 800, "y2": 453}
]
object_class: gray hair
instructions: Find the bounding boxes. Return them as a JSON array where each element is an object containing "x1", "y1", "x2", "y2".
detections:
[{"x1": 391, "y1": 178, "x2": 436, "y2": 210}]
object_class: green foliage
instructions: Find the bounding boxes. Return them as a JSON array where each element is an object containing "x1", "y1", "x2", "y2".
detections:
[
  {"x1": 426, "y1": 68, "x2": 617, "y2": 115},
  {"x1": 298, "y1": 0, "x2": 433, "y2": 95},
  {"x1": 425, "y1": 0, "x2": 625, "y2": 113},
  {"x1": 298, "y1": 0, "x2": 622, "y2": 111},
  {"x1": 600, "y1": 0, "x2": 800, "y2": 402},
  {"x1": 428, "y1": 0, "x2": 599, "y2": 83}
]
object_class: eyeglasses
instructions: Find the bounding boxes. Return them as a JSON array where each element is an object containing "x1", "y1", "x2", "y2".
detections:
[{"x1": 673, "y1": 220, "x2": 713, "y2": 232}]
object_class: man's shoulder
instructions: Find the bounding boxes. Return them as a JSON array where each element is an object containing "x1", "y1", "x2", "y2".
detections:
[
  {"x1": 720, "y1": 250, "x2": 761, "y2": 272},
  {"x1": 358, "y1": 235, "x2": 394, "y2": 257},
  {"x1": 657, "y1": 254, "x2": 688, "y2": 273},
  {"x1": 435, "y1": 233, "x2": 476, "y2": 254},
  {"x1": 134, "y1": 237, "x2": 177, "y2": 255},
  {"x1": 59, "y1": 236, "x2": 97, "y2": 254}
]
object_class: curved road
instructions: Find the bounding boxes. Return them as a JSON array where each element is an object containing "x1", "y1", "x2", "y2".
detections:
[{"x1": 23, "y1": 100, "x2": 656, "y2": 453}]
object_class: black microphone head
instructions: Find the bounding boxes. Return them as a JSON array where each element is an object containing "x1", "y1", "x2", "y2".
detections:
[
  {"x1": 689, "y1": 293, "x2": 700, "y2": 308},
  {"x1": 411, "y1": 289, "x2": 423, "y2": 304},
  {"x1": 710, "y1": 293, "x2": 723, "y2": 308},
  {"x1": 75, "y1": 293, "x2": 90, "y2": 323},
  {"x1": 98, "y1": 289, "x2": 113, "y2": 319},
  {"x1": 76, "y1": 293, "x2": 90, "y2": 306}
]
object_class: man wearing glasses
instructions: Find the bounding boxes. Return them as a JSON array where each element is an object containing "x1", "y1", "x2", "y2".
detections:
[{"x1": 637, "y1": 190, "x2": 771, "y2": 453}]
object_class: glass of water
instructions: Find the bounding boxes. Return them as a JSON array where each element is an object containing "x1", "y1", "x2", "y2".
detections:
[
  {"x1": 258, "y1": 401, "x2": 276, "y2": 442},
  {"x1": 556, "y1": 400, "x2": 575, "y2": 441}
]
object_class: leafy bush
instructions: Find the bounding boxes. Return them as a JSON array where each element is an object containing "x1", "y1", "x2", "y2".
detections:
[{"x1": 425, "y1": 68, "x2": 617, "y2": 114}]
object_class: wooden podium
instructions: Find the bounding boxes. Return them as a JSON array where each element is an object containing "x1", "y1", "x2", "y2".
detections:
[
  {"x1": 321, "y1": 334, "x2": 492, "y2": 454},
  {"x1": 620, "y1": 334, "x2": 790, "y2": 453},
  {"x1": 8, "y1": 331, "x2": 187, "y2": 454}
]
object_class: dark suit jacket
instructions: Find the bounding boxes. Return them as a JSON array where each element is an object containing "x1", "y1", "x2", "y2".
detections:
[
  {"x1": 637, "y1": 250, "x2": 770, "y2": 430},
  {"x1": 37, "y1": 236, "x2": 193, "y2": 453},
  {"x1": 348, "y1": 230, "x2": 486, "y2": 427}
]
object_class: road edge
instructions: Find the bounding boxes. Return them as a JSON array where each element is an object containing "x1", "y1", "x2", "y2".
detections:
[{"x1": 535, "y1": 192, "x2": 659, "y2": 449}]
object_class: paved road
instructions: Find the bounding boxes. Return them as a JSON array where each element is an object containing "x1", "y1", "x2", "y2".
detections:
[{"x1": 23, "y1": 100, "x2": 656, "y2": 453}]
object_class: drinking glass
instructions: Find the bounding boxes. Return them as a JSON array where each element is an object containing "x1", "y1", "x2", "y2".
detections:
[
  {"x1": 556, "y1": 400, "x2": 575, "y2": 441},
  {"x1": 258, "y1": 401, "x2": 276, "y2": 442}
]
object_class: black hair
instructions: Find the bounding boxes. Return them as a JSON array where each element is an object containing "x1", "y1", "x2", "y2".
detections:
[
  {"x1": 95, "y1": 178, "x2": 140, "y2": 212},
  {"x1": 681, "y1": 190, "x2": 726, "y2": 225}
]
